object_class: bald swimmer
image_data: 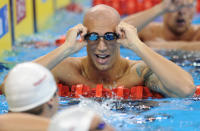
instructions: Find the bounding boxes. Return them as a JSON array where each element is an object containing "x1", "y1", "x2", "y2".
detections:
[
  {"x1": 33, "y1": 4, "x2": 195, "y2": 98},
  {"x1": 0, "y1": 0, "x2": 195, "y2": 94}
]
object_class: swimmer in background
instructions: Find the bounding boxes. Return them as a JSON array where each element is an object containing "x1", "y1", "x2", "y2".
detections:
[
  {"x1": 33, "y1": 5, "x2": 195, "y2": 98},
  {"x1": 123, "y1": 0, "x2": 200, "y2": 51}
]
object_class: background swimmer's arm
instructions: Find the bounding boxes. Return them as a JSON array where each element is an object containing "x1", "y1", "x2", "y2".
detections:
[
  {"x1": 122, "y1": 0, "x2": 196, "y2": 32},
  {"x1": 146, "y1": 41, "x2": 200, "y2": 51},
  {"x1": 122, "y1": 2, "x2": 166, "y2": 31}
]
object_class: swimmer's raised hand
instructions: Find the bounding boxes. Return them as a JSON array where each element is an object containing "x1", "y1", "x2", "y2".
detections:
[
  {"x1": 163, "y1": 0, "x2": 196, "y2": 13},
  {"x1": 64, "y1": 24, "x2": 87, "y2": 53},
  {"x1": 116, "y1": 22, "x2": 140, "y2": 49}
]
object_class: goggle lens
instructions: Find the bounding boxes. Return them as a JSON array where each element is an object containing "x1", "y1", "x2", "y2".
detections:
[
  {"x1": 89, "y1": 33, "x2": 99, "y2": 41},
  {"x1": 104, "y1": 33, "x2": 116, "y2": 41}
]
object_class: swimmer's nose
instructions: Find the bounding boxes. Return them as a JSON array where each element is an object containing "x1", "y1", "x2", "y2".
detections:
[
  {"x1": 97, "y1": 38, "x2": 107, "y2": 52},
  {"x1": 178, "y1": 8, "x2": 187, "y2": 16}
]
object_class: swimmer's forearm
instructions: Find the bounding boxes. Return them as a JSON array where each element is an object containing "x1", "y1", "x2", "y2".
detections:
[
  {"x1": 33, "y1": 43, "x2": 74, "y2": 70},
  {"x1": 122, "y1": 2, "x2": 167, "y2": 31},
  {"x1": 130, "y1": 39, "x2": 195, "y2": 97}
]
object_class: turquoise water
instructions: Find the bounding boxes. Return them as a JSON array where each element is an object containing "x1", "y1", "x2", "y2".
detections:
[{"x1": 1, "y1": 2, "x2": 200, "y2": 130}]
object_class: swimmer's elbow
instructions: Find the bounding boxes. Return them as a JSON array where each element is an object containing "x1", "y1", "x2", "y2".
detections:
[{"x1": 179, "y1": 82, "x2": 196, "y2": 98}]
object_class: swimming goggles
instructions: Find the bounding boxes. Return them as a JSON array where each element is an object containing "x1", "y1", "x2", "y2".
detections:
[
  {"x1": 96, "y1": 121, "x2": 106, "y2": 130},
  {"x1": 84, "y1": 32, "x2": 119, "y2": 41},
  {"x1": 89, "y1": 121, "x2": 106, "y2": 131}
]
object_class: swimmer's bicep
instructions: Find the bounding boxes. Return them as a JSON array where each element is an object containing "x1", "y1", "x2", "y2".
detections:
[{"x1": 142, "y1": 68, "x2": 172, "y2": 97}]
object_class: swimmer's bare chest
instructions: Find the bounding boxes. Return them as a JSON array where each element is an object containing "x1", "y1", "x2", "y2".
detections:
[
  {"x1": 78, "y1": 69, "x2": 143, "y2": 89},
  {"x1": 56, "y1": 58, "x2": 144, "y2": 89}
]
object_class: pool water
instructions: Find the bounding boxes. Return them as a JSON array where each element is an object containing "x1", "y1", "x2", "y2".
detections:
[{"x1": 1, "y1": 2, "x2": 200, "y2": 131}]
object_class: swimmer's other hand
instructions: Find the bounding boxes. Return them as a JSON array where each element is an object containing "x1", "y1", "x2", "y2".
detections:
[
  {"x1": 116, "y1": 22, "x2": 140, "y2": 49},
  {"x1": 64, "y1": 24, "x2": 87, "y2": 53}
]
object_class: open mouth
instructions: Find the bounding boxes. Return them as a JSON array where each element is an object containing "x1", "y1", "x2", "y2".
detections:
[
  {"x1": 96, "y1": 54, "x2": 110, "y2": 59},
  {"x1": 95, "y1": 54, "x2": 110, "y2": 64},
  {"x1": 176, "y1": 18, "x2": 186, "y2": 26}
]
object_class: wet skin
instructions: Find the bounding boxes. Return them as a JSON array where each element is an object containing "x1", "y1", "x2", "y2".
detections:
[{"x1": 54, "y1": 7, "x2": 144, "y2": 88}]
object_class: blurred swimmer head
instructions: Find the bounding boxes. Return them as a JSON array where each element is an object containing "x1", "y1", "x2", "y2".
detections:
[
  {"x1": 164, "y1": 0, "x2": 196, "y2": 35},
  {"x1": 5, "y1": 62, "x2": 58, "y2": 118}
]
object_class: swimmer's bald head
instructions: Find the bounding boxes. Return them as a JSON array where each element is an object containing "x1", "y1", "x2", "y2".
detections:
[{"x1": 83, "y1": 4, "x2": 120, "y2": 30}]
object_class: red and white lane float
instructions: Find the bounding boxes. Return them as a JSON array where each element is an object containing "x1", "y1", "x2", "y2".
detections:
[
  {"x1": 0, "y1": 83, "x2": 199, "y2": 99},
  {"x1": 35, "y1": 41, "x2": 51, "y2": 48},
  {"x1": 66, "y1": 2, "x2": 83, "y2": 13},
  {"x1": 57, "y1": 83, "x2": 200, "y2": 99},
  {"x1": 55, "y1": 35, "x2": 66, "y2": 46},
  {"x1": 54, "y1": 35, "x2": 83, "y2": 46}
]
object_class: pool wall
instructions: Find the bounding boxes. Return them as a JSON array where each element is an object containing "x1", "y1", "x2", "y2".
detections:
[{"x1": 0, "y1": 0, "x2": 71, "y2": 53}]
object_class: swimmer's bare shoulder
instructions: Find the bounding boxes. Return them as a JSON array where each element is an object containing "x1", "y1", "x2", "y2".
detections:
[
  {"x1": 129, "y1": 60, "x2": 147, "y2": 78},
  {"x1": 118, "y1": 59, "x2": 147, "y2": 88},
  {"x1": 51, "y1": 57, "x2": 85, "y2": 84},
  {"x1": 139, "y1": 22, "x2": 163, "y2": 42}
]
